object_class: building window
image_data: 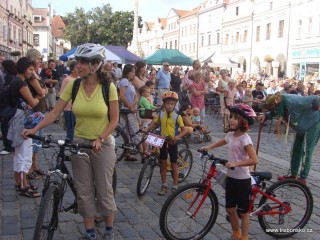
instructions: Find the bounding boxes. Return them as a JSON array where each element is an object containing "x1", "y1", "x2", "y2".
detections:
[
  {"x1": 235, "y1": 32, "x2": 239, "y2": 43},
  {"x1": 189, "y1": 43, "x2": 191, "y2": 52},
  {"x1": 266, "y1": 23, "x2": 271, "y2": 40},
  {"x1": 270, "y1": 1, "x2": 273, "y2": 10},
  {"x1": 33, "y1": 15, "x2": 42, "y2": 22},
  {"x1": 181, "y1": 45, "x2": 183, "y2": 51},
  {"x1": 193, "y1": 43, "x2": 195, "y2": 52},
  {"x1": 174, "y1": 22, "x2": 176, "y2": 29},
  {"x1": 278, "y1": 20, "x2": 284, "y2": 38},
  {"x1": 189, "y1": 25, "x2": 192, "y2": 35},
  {"x1": 225, "y1": 34, "x2": 229, "y2": 45},
  {"x1": 208, "y1": 34, "x2": 211, "y2": 45},
  {"x1": 193, "y1": 24, "x2": 196, "y2": 34},
  {"x1": 174, "y1": 40, "x2": 177, "y2": 49},
  {"x1": 185, "y1": 26, "x2": 187, "y2": 36},
  {"x1": 308, "y1": 17, "x2": 312, "y2": 37},
  {"x1": 209, "y1": 14, "x2": 211, "y2": 23},
  {"x1": 165, "y1": 42, "x2": 168, "y2": 49},
  {"x1": 170, "y1": 41, "x2": 172, "y2": 49},
  {"x1": 256, "y1": 26, "x2": 260, "y2": 42},
  {"x1": 217, "y1": 32, "x2": 220, "y2": 44},
  {"x1": 60, "y1": 41, "x2": 64, "y2": 46},
  {"x1": 33, "y1": 34, "x2": 39, "y2": 46},
  {"x1": 236, "y1": 7, "x2": 239, "y2": 16},
  {"x1": 181, "y1": 29, "x2": 184, "y2": 37},
  {"x1": 244, "y1": 30, "x2": 248, "y2": 42},
  {"x1": 18, "y1": 29, "x2": 22, "y2": 43},
  {"x1": 201, "y1": 35, "x2": 204, "y2": 46},
  {"x1": 185, "y1": 44, "x2": 187, "y2": 52},
  {"x1": 297, "y1": 19, "x2": 302, "y2": 39}
]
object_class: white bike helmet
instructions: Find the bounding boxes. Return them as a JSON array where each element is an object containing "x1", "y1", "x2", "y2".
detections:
[{"x1": 74, "y1": 43, "x2": 106, "y2": 61}]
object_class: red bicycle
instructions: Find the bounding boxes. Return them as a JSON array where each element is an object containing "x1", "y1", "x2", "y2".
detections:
[{"x1": 159, "y1": 150, "x2": 313, "y2": 240}]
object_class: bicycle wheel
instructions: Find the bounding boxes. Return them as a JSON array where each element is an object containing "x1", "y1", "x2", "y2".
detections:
[
  {"x1": 113, "y1": 126, "x2": 129, "y2": 163},
  {"x1": 258, "y1": 179, "x2": 313, "y2": 238},
  {"x1": 136, "y1": 157, "x2": 156, "y2": 196},
  {"x1": 176, "y1": 149, "x2": 193, "y2": 183},
  {"x1": 159, "y1": 183, "x2": 219, "y2": 240},
  {"x1": 33, "y1": 185, "x2": 60, "y2": 240}
]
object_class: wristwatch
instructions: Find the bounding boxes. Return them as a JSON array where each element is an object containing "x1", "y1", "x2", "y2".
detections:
[{"x1": 99, "y1": 136, "x2": 105, "y2": 143}]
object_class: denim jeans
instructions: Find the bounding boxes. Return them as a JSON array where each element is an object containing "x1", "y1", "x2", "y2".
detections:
[
  {"x1": 64, "y1": 110, "x2": 75, "y2": 143},
  {"x1": 291, "y1": 120, "x2": 320, "y2": 179}
]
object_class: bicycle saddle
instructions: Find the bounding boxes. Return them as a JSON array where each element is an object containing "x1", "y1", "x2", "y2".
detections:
[{"x1": 250, "y1": 171, "x2": 272, "y2": 181}]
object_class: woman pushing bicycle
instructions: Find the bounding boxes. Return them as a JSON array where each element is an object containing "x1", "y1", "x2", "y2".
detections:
[
  {"x1": 22, "y1": 43, "x2": 119, "y2": 240},
  {"x1": 201, "y1": 103, "x2": 258, "y2": 240}
]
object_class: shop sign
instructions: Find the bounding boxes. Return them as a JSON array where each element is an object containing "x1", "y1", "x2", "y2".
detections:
[{"x1": 292, "y1": 48, "x2": 320, "y2": 58}]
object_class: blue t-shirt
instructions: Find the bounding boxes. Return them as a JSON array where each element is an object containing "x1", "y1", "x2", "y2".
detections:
[
  {"x1": 118, "y1": 78, "x2": 136, "y2": 105},
  {"x1": 156, "y1": 69, "x2": 171, "y2": 89}
]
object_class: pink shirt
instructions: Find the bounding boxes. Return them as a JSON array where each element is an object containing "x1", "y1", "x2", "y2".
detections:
[{"x1": 225, "y1": 132, "x2": 253, "y2": 179}]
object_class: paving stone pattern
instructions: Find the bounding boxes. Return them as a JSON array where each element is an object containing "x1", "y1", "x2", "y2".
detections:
[{"x1": 1, "y1": 114, "x2": 319, "y2": 239}]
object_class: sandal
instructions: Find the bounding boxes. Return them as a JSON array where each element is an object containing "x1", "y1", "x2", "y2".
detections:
[
  {"x1": 20, "y1": 186, "x2": 41, "y2": 198},
  {"x1": 15, "y1": 184, "x2": 38, "y2": 191},
  {"x1": 34, "y1": 169, "x2": 47, "y2": 176},
  {"x1": 124, "y1": 156, "x2": 138, "y2": 161},
  {"x1": 27, "y1": 172, "x2": 41, "y2": 180}
]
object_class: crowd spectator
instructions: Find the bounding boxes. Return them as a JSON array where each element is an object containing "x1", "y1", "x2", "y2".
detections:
[
  {"x1": 170, "y1": 66, "x2": 182, "y2": 94},
  {"x1": 156, "y1": 62, "x2": 171, "y2": 105}
]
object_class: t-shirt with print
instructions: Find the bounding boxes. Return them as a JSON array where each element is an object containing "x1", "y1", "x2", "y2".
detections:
[
  {"x1": 224, "y1": 132, "x2": 253, "y2": 179},
  {"x1": 154, "y1": 111, "x2": 184, "y2": 138},
  {"x1": 60, "y1": 80, "x2": 118, "y2": 140}
]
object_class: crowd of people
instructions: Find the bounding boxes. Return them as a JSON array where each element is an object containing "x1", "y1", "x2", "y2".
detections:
[{"x1": 0, "y1": 43, "x2": 319, "y2": 240}]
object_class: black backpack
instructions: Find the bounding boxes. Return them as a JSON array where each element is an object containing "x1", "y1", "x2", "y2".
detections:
[
  {"x1": 178, "y1": 90, "x2": 191, "y2": 108},
  {"x1": 0, "y1": 80, "x2": 16, "y2": 122},
  {"x1": 71, "y1": 78, "x2": 111, "y2": 120}
]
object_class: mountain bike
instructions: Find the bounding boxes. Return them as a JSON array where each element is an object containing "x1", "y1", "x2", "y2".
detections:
[
  {"x1": 137, "y1": 136, "x2": 193, "y2": 196},
  {"x1": 30, "y1": 135, "x2": 117, "y2": 240},
  {"x1": 113, "y1": 108, "x2": 189, "y2": 163},
  {"x1": 159, "y1": 150, "x2": 313, "y2": 240}
]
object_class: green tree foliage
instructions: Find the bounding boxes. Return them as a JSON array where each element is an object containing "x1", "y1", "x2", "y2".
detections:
[{"x1": 63, "y1": 4, "x2": 142, "y2": 47}]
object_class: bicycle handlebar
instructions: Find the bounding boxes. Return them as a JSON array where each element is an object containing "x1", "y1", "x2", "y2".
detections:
[
  {"x1": 197, "y1": 149, "x2": 235, "y2": 170},
  {"x1": 28, "y1": 135, "x2": 93, "y2": 150}
]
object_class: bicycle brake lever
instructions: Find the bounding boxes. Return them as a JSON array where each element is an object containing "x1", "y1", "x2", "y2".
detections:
[
  {"x1": 30, "y1": 143, "x2": 42, "y2": 148},
  {"x1": 77, "y1": 150, "x2": 89, "y2": 158}
]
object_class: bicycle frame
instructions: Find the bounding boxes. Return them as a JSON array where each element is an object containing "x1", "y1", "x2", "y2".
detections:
[{"x1": 249, "y1": 185, "x2": 291, "y2": 217}]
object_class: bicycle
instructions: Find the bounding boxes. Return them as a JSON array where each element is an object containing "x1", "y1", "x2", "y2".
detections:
[
  {"x1": 136, "y1": 135, "x2": 193, "y2": 197},
  {"x1": 29, "y1": 135, "x2": 117, "y2": 240},
  {"x1": 113, "y1": 108, "x2": 189, "y2": 163},
  {"x1": 159, "y1": 150, "x2": 313, "y2": 240}
]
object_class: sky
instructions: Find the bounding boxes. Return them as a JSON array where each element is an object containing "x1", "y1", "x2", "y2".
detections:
[{"x1": 31, "y1": 0, "x2": 204, "y2": 21}]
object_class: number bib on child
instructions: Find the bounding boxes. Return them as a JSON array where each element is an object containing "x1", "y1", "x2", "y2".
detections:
[{"x1": 146, "y1": 133, "x2": 165, "y2": 148}]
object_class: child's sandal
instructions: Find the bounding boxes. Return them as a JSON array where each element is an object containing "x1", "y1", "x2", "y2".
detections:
[
  {"x1": 27, "y1": 172, "x2": 40, "y2": 180},
  {"x1": 20, "y1": 186, "x2": 41, "y2": 198}
]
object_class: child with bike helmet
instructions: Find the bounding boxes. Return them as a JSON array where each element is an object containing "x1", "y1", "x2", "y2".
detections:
[
  {"x1": 146, "y1": 91, "x2": 187, "y2": 195},
  {"x1": 201, "y1": 103, "x2": 258, "y2": 240},
  {"x1": 23, "y1": 43, "x2": 118, "y2": 240}
]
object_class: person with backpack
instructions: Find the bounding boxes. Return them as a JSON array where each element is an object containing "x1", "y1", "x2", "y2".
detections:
[
  {"x1": 6, "y1": 57, "x2": 41, "y2": 198},
  {"x1": 0, "y1": 60, "x2": 16, "y2": 155},
  {"x1": 22, "y1": 43, "x2": 119, "y2": 240},
  {"x1": 145, "y1": 91, "x2": 187, "y2": 195}
]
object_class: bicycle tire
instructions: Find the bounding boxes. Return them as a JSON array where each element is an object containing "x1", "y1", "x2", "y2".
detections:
[
  {"x1": 159, "y1": 183, "x2": 219, "y2": 240},
  {"x1": 136, "y1": 157, "x2": 156, "y2": 196},
  {"x1": 171, "y1": 149, "x2": 193, "y2": 183},
  {"x1": 258, "y1": 179, "x2": 313, "y2": 238},
  {"x1": 33, "y1": 185, "x2": 60, "y2": 240},
  {"x1": 112, "y1": 167, "x2": 117, "y2": 196},
  {"x1": 113, "y1": 126, "x2": 129, "y2": 163}
]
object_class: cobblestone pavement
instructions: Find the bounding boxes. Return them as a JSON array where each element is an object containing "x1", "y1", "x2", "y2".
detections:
[{"x1": 0, "y1": 114, "x2": 319, "y2": 240}]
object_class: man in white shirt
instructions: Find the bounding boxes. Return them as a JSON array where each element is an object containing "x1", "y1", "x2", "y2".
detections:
[{"x1": 112, "y1": 62, "x2": 122, "y2": 80}]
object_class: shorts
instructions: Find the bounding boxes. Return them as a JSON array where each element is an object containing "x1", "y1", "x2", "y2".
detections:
[
  {"x1": 159, "y1": 142, "x2": 178, "y2": 163},
  {"x1": 225, "y1": 177, "x2": 251, "y2": 213}
]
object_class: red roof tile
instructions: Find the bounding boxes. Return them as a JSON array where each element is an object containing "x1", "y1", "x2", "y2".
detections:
[
  {"x1": 51, "y1": 15, "x2": 66, "y2": 38},
  {"x1": 33, "y1": 8, "x2": 48, "y2": 27}
]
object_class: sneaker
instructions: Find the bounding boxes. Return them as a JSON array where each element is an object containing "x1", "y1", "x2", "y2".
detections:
[
  {"x1": 0, "y1": 150, "x2": 10, "y2": 155},
  {"x1": 82, "y1": 233, "x2": 96, "y2": 240},
  {"x1": 171, "y1": 187, "x2": 178, "y2": 192},
  {"x1": 103, "y1": 231, "x2": 114, "y2": 240},
  {"x1": 277, "y1": 175, "x2": 296, "y2": 181},
  {"x1": 297, "y1": 178, "x2": 307, "y2": 186},
  {"x1": 157, "y1": 186, "x2": 168, "y2": 196}
]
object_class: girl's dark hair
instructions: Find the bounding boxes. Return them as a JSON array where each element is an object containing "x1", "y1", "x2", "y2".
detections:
[
  {"x1": 230, "y1": 112, "x2": 249, "y2": 132},
  {"x1": 2, "y1": 60, "x2": 16, "y2": 75},
  {"x1": 178, "y1": 103, "x2": 191, "y2": 116},
  {"x1": 135, "y1": 61, "x2": 146, "y2": 77},
  {"x1": 122, "y1": 64, "x2": 136, "y2": 79},
  {"x1": 16, "y1": 57, "x2": 35, "y2": 74},
  {"x1": 145, "y1": 80, "x2": 155, "y2": 87}
]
